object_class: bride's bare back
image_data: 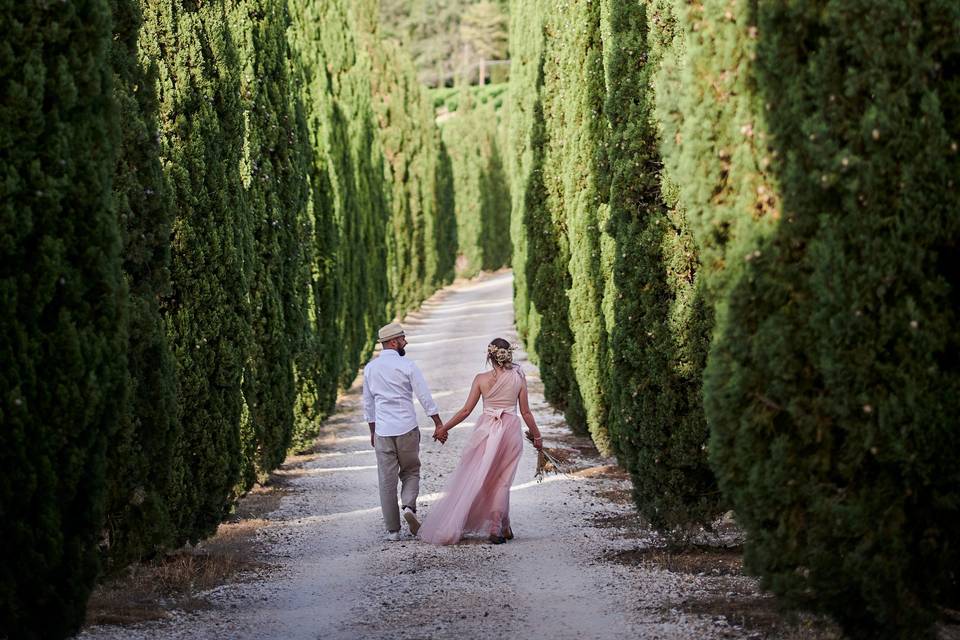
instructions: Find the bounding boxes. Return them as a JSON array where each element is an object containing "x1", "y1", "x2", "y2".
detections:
[{"x1": 436, "y1": 364, "x2": 541, "y2": 447}]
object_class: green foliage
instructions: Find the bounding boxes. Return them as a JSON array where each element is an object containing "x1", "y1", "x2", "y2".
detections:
[
  {"x1": 102, "y1": 0, "x2": 180, "y2": 570},
  {"x1": 600, "y1": 0, "x2": 720, "y2": 530},
  {"x1": 285, "y1": 0, "x2": 389, "y2": 441},
  {"x1": 435, "y1": 140, "x2": 459, "y2": 283},
  {"x1": 440, "y1": 94, "x2": 511, "y2": 278},
  {"x1": 285, "y1": 0, "x2": 346, "y2": 445},
  {"x1": 2, "y1": 0, "x2": 486, "y2": 634},
  {"x1": 432, "y1": 83, "x2": 508, "y2": 113},
  {"x1": 0, "y1": 1, "x2": 127, "y2": 636},
  {"x1": 358, "y1": 11, "x2": 456, "y2": 315},
  {"x1": 504, "y1": 0, "x2": 544, "y2": 346},
  {"x1": 232, "y1": 0, "x2": 308, "y2": 485},
  {"x1": 662, "y1": 0, "x2": 960, "y2": 636},
  {"x1": 506, "y1": 0, "x2": 586, "y2": 433},
  {"x1": 460, "y1": 1, "x2": 508, "y2": 62},
  {"x1": 541, "y1": 0, "x2": 612, "y2": 452},
  {"x1": 460, "y1": 1, "x2": 508, "y2": 84},
  {"x1": 146, "y1": 0, "x2": 254, "y2": 543}
]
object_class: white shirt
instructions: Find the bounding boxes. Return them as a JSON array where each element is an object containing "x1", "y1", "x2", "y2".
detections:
[{"x1": 362, "y1": 349, "x2": 439, "y2": 436}]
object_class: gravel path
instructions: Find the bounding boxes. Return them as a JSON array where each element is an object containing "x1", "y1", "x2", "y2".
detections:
[{"x1": 80, "y1": 271, "x2": 803, "y2": 640}]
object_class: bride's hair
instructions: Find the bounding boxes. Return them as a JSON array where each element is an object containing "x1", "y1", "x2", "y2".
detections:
[{"x1": 486, "y1": 337, "x2": 515, "y2": 369}]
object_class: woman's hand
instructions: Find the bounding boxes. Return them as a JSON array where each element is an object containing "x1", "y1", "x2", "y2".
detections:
[
  {"x1": 433, "y1": 425, "x2": 449, "y2": 444},
  {"x1": 532, "y1": 434, "x2": 543, "y2": 450}
]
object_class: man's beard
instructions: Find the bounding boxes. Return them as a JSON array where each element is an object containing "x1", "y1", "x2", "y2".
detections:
[{"x1": 397, "y1": 347, "x2": 406, "y2": 356}]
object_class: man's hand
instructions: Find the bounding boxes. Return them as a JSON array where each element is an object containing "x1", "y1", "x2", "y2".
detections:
[
  {"x1": 368, "y1": 422, "x2": 376, "y2": 449},
  {"x1": 371, "y1": 433, "x2": 375, "y2": 449},
  {"x1": 430, "y1": 414, "x2": 445, "y2": 444}
]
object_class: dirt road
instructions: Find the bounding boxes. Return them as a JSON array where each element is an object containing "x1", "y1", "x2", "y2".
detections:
[{"x1": 81, "y1": 271, "x2": 834, "y2": 640}]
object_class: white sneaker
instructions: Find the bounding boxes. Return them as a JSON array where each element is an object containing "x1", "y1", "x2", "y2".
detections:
[
  {"x1": 385, "y1": 531, "x2": 401, "y2": 542},
  {"x1": 402, "y1": 507, "x2": 421, "y2": 536}
]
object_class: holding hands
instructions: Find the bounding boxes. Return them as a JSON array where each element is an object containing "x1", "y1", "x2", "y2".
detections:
[{"x1": 431, "y1": 414, "x2": 449, "y2": 444}]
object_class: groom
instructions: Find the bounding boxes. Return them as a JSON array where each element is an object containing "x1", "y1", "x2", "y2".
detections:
[{"x1": 362, "y1": 322, "x2": 443, "y2": 541}]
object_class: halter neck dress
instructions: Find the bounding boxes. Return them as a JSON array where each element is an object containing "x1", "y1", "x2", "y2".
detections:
[{"x1": 418, "y1": 365, "x2": 526, "y2": 544}]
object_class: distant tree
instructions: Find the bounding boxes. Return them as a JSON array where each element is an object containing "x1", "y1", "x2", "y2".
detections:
[
  {"x1": 459, "y1": 1, "x2": 508, "y2": 84},
  {"x1": 380, "y1": 0, "x2": 509, "y2": 87}
]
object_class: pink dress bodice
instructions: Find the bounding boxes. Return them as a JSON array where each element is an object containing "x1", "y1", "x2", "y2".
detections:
[{"x1": 480, "y1": 366, "x2": 524, "y2": 417}]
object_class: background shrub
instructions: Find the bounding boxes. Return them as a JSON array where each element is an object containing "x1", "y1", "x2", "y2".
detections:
[{"x1": 440, "y1": 92, "x2": 511, "y2": 277}]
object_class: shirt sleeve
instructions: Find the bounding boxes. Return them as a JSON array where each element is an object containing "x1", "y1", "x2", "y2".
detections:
[
  {"x1": 409, "y1": 363, "x2": 439, "y2": 417},
  {"x1": 362, "y1": 366, "x2": 376, "y2": 423}
]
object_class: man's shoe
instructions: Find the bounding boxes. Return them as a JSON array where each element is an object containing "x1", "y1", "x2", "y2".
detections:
[
  {"x1": 402, "y1": 507, "x2": 421, "y2": 536},
  {"x1": 385, "y1": 531, "x2": 401, "y2": 542}
]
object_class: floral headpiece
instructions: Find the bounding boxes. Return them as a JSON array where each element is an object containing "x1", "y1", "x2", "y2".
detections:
[{"x1": 487, "y1": 343, "x2": 518, "y2": 366}]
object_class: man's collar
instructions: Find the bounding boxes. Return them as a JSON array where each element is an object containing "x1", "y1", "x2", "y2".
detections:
[{"x1": 381, "y1": 348, "x2": 400, "y2": 356}]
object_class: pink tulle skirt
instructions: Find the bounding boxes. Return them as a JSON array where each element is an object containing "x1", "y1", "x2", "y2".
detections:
[{"x1": 419, "y1": 409, "x2": 524, "y2": 545}]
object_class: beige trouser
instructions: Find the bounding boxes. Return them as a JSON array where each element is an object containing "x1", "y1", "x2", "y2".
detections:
[{"x1": 375, "y1": 427, "x2": 421, "y2": 532}]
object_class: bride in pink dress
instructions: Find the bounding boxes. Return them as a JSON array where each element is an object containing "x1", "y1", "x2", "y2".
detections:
[{"x1": 418, "y1": 338, "x2": 543, "y2": 545}]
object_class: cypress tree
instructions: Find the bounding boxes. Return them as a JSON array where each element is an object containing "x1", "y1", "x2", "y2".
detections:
[
  {"x1": 144, "y1": 0, "x2": 254, "y2": 542},
  {"x1": 375, "y1": 40, "x2": 429, "y2": 315},
  {"x1": 435, "y1": 139, "x2": 459, "y2": 284},
  {"x1": 0, "y1": 1, "x2": 126, "y2": 636},
  {"x1": 357, "y1": 3, "x2": 452, "y2": 314},
  {"x1": 505, "y1": 0, "x2": 544, "y2": 344},
  {"x1": 321, "y1": 0, "x2": 390, "y2": 391},
  {"x1": 599, "y1": 0, "x2": 719, "y2": 531},
  {"x1": 441, "y1": 95, "x2": 511, "y2": 278},
  {"x1": 102, "y1": 0, "x2": 180, "y2": 569},
  {"x1": 507, "y1": 0, "x2": 587, "y2": 432},
  {"x1": 541, "y1": 0, "x2": 612, "y2": 452},
  {"x1": 441, "y1": 95, "x2": 483, "y2": 278},
  {"x1": 287, "y1": 0, "x2": 390, "y2": 438},
  {"x1": 232, "y1": 0, "x2": 308, "y2": 486},
  {"x1": 477, "y1": 124, "x2": 511, "y2": 270},
  {"x1": 286, "y1": 0, "x2": 343, "y2": 446},
  {"x1": 665, "y1": 1, "x2": 960, "y2": 635}
]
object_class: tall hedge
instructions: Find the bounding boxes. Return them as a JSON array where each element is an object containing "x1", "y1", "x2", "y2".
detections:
[
  {"x1": 505, "y1": 0, "x2": 544, "y2": 344},
  {"x1": 478, "y1": 132, "x2": 511, "y2": 270},
  {"x1": 286, "y1": 0, "x2": 345, "y2": 446},
  {"x1": 440, "y1": 93, "x2": 511, "y2": 278},
  {"x1": 0, "y1": 1, "x2": 127, "y2": 636},
  {"x1": 507, "y1": 0, "x2": 587, "y2": 432},
  {"x1": 542, "y1": 0, "x2": 613, "y2": 452},
  {"x1": 358, "y1": 4, "x2": 457, "y2": 312},
  {"x1": 231, "y1": 0, "x2": 310, "y2": 488},
  {"x1": 510, "y1": 0, "x2": 718, "y2": 477},
  {"x1": 663, "y1": 1, "x2": 960, "y2": 636},
  {"x1": 145, "y1": 0, "x2": 254, "y2": 543},
  {"x1": 435, "y1": 139, "x2": 459, "y2": 283},
  {"x1": 102, "y1": 0, "x2": 180, "y2": 569},
  {"x1": 318, "y1": 0, "x2": 390, "y2": 392},
  {"x1": 285, "y1": 0, "x2": 391, "y2": 445},
  {"x1": 599, "y1": 0, "x2": 719, "y2": 530}
]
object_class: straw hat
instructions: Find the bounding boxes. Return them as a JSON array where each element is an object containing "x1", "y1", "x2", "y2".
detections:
[{"x1": 378, "y1": 322, "x2": 405, "y2": 343}]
